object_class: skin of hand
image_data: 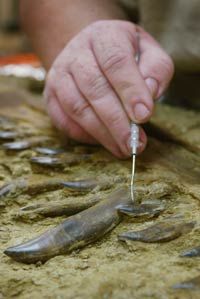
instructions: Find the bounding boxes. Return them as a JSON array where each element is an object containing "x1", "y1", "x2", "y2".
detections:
[{"x1": 44, "y1": 20, "x2": 174, "y2": 158}]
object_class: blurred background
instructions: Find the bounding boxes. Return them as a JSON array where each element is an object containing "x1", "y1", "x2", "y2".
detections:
[
  {"x1": 0, "y1": 0, "x2": 18, "y2": 31},
  {"x1": 0, "y1": 0, "x2": 44, "y2": 95},
  {"x1": 0, "y1": 0, "x2": 199, "y2": 109},
  {"x1": 0, "y1": 0, "x2": 30, "y2": 55}
]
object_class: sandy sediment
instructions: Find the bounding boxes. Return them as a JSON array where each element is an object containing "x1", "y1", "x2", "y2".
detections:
[{"x1": 0, "y1": 82, "x2": 200, "y2": 299}]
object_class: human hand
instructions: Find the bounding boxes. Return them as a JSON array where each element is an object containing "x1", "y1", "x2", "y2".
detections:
[{"x1": 44, "y1": 20, "x2": 174, "y2": 158}]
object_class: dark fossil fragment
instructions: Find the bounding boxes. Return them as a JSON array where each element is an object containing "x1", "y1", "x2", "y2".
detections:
[
  {"x1": 4, "y1": 188, "x2": 131, "y2": 263},
  {"x1": 0, "y1": 177, "x2": 112, "y2": 199},
  {"x1": 18, "y1": 195, "x2": 101, "y2": 219},
  {"x1": 118, "y1": 220, "x2": 195, "y2": 243},
  {"x1": 172, "y1": 275, "x2": 200, "y2": 290},
  {"x1": 180, "y1": 246, "x2": 200, "y2": 258},
  {"x1": 0, "y1": 178, "x2": 65, "y2": 198},
  {"x1": 117, "y1": 201, "x2": 165, "y2": 220}
]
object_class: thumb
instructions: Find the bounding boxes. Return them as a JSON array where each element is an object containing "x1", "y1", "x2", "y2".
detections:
[{"x1": 136, "y1": 26, "x2": 174, "y2": 99}]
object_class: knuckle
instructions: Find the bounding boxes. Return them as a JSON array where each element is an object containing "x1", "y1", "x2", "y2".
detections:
[
  {"x1": 76, "y1": 62, "x2": 109, "y2": 98},
  {"x1": 117, "y1": 80, "x2": 136, "y2": 94},
  {"x1": 107, "y1": 112, "x2": 124, "y2": 129},
  {"x1": 68, "y1": 98, "x2": 90, "y2": 118},
  {"x1": 102, "y1": 50, "x2": 128, "y2": 73},
  {"x1": 84, "y1": 73, "x2": 108, "y2": 99}
]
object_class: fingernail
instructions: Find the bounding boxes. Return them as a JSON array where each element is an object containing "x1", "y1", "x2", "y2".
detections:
[
  {"x1": 133, "y1": 103, "x2": 150, "y2": 122},
  {"x1": 145, "y1": 77, "x2": 158, "y2": 98}
]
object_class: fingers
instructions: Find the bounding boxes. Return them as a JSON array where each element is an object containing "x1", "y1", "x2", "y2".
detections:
[
  {"x1": 136, "y1": 26, "x2": 174, "y2": 99},
  {"x1": 49, "y1": 72, "x2": 125, "y2": 158},
  {"x1": 91, "y1": 22, "x2": 154, "y2": 124},
  {"x1": 70, "y1": 48, "x2": 132, "y2": 155},
  {"x1": 47, "y1": 89, "x2": 146, "y2": 156},
  {"x1": 44, "y1": 20, "x2": 173, "y2": 158},
  {"x1": 46, "y1": 93, "x2": 97, "y2": 144},
  {"x1": 47, "y1": 86, "x2": 147, "y2": 156}
]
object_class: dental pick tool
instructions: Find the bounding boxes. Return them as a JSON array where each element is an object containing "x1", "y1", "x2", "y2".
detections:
[{"x1": 130, "y1": 123, "x2": 139, "y2": 203}]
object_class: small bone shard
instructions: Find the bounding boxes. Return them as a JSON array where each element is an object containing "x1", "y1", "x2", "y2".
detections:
[
  {"x1": 4, "y1": 188, "x2": 131, "y2": 264},
  {"x1": 62, "y1": 179, "x2": 99, "y2": 192},
  {"x1": 172, "y1": 275, "x2": 200, "y2": 290},
  {"x1": 3, "y1": 140, "x2": 30, "y2": 150},
  {"x1": 0, "y1": 183, "x2": 16, "y2": 198},
  {"x1": 118, "y1": 220, "x2": 195, "y2": 243},
  {"x1": 0, "y1": 179, "x2": 27, "y2": 198},
  {"x1": 180, "y1": 246, "x2": 200, "y2": 257},
  {"x1": 30, "y1": 156, "x2": 62, "y2": 167},
  {"x1": 2, "y1": 137, "x2": 53, "y2": 151},
  {"x1": 34, "y1": 147, "x2": 64, "y2": 155},
  {"x1": 117, "y1": 201, "x2": 165, "y2": 220},
  {"x1": 0, "y1": 131, "x2": 18, "y2": 140},
  {"x1": 30, "y1": 154, "x2": 91, "y2": 167}
]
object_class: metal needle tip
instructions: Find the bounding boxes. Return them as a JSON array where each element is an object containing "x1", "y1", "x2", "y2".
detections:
[{"x1": 131, "y1": 153, "x2": 136, "y2": 202}]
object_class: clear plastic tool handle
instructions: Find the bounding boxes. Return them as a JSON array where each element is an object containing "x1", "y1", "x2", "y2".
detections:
[{"x1": 130, "y1": 123, "x2": 139, "y2": 155}]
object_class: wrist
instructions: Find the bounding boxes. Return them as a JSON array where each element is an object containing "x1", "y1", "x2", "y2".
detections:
[{"x1": 20, "y1": 0, "x2": 128, "y2": 69}]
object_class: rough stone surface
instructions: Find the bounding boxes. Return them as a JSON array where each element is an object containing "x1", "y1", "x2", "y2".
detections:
[{"x1": 0, "y1": 80, "x2": 200, "y2": 299}]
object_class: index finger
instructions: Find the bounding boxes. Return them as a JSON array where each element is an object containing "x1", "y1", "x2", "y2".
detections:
[{"x1": 92, "y1": 22, "x2": 154, "y2": 124}]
